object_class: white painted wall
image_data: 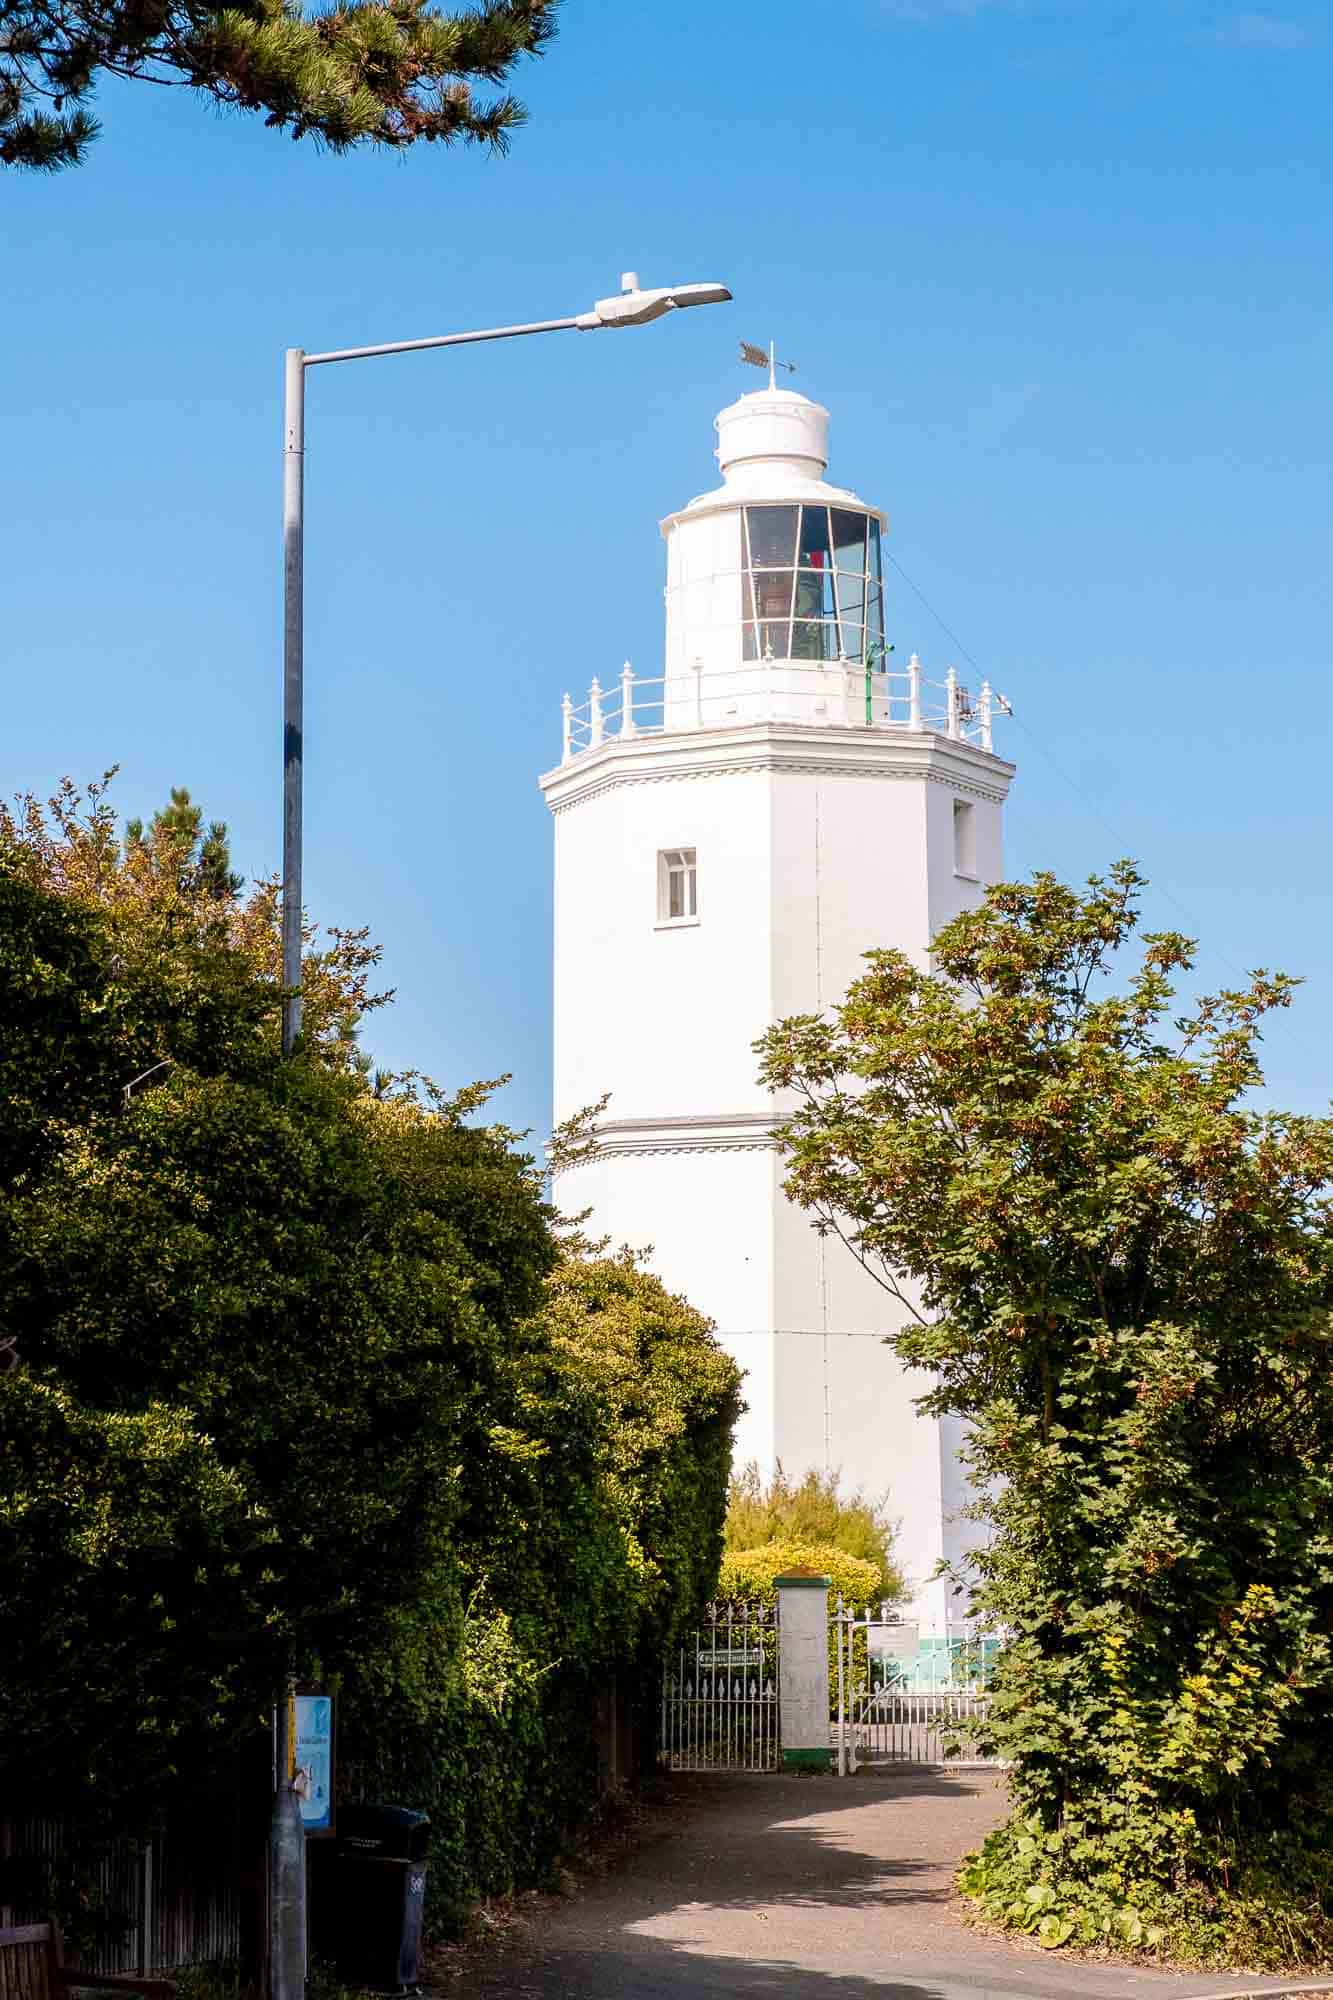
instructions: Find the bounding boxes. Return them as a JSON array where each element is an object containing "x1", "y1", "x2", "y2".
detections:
[
  {"x1": 546, "y1": 728, "x2": 1011, "y2": 1630},
  {"x1": 542, "y1": 389, "x2": 1015, "y2": 1642}
]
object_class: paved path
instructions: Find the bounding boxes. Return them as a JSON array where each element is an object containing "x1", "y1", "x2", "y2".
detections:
[{"x1": 449, "y1": 1771, "x2": 1326, "y2": 2000}]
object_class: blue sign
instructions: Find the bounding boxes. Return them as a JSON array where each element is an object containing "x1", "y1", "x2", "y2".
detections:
[{"x1": 294, "y1": 1692, "x2": 335, "y2": 1835}]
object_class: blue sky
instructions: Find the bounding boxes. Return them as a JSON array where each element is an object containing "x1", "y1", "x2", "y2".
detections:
[{"x1": 4, "y1": 0, "x2": 1331, "y2": 1139}]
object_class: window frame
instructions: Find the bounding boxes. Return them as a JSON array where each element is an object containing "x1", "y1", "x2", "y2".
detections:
[
  {"x1": 656, "y1": 846, "x2": 700, "y2": 928},
  {"x1": 952, "y1": 798, "x2": 979, "y2": 881},
  {"x1": 741, "y1": 503, "x2": 884, "y2": 664}
]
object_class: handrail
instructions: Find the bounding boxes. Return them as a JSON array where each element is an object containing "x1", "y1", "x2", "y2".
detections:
[{"x1": 559, "y1": 655, "x2": 1011, "y2": 762}]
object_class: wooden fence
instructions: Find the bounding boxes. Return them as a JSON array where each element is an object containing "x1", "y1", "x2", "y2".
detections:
[{"x1": 0, "y1": 1801, "x2": 253, "y2": 1975}]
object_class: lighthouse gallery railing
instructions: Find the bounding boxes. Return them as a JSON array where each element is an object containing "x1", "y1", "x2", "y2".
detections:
[{"x1": 560, "y1": 656, "x2": 1010, "y2": 763}]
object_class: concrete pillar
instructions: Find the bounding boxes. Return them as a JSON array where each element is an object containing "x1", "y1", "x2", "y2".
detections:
[{"x1": 776, "y1": 1570, "x2": 832, "y2": 1770}]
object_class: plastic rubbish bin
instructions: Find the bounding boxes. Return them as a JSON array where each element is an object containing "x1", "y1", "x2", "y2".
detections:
[{"x1": 334, "y1": 1804, "x2": 431, "y2": 1994}]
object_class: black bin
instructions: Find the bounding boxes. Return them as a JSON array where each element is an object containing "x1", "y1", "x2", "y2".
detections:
[{"x1": 334, "y1": 1804, "x2": 431, "y2": 1994}]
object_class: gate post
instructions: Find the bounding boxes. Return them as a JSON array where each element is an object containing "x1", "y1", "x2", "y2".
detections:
[{"x1": 775, "y1": 1570, "x2": 832, "y2": 1771}]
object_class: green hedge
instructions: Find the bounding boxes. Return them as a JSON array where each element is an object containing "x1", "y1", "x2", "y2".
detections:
[
  {"x1": 338, "y1": 1253, "x2": 742, "y2": 1934},
  {"x1": 720, "y1": 1542, "x2": 882, "y2": 1607},
  {"x1": 0, "y1": 787, "x2": 741, "y2": 1946}
]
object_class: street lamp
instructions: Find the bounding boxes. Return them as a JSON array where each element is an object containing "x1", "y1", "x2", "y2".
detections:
[
  {"x1": 279, "y1": 271, "x2": 733, "y2": 1055},
  {"x1": 267, "y1": 268, "x2": 731, "y2": 2000}
]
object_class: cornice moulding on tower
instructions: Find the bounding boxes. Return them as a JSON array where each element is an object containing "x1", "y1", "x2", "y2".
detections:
[
  {"x1": 552, "y1": 1110, "x2": 782, "y2": 1168},
  {"x1": 539, "y1": 723, "x2": 1015, "y2": 815}
]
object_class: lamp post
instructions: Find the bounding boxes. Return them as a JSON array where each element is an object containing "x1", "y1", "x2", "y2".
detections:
[
  {"x1": 267, "y1": 270, "x2": 731, "y2": 2000},
  {"x1": 280, "y1": 272, "x2": 732, "y2": 1056}
]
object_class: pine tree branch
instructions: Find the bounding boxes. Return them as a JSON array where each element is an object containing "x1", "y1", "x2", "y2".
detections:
[{"x1": 1, "y1": 0, "x2": 558, "y2": 169}]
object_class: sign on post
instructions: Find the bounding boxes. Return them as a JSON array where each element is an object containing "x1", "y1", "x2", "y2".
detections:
[{"x1": 290, "y1": 1689, "x2": 336, "y2": 1837}]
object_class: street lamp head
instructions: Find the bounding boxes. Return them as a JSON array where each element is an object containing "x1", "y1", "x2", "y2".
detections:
[{"x1": 579, "y1": 275, "x2": 733, "y2": 330}]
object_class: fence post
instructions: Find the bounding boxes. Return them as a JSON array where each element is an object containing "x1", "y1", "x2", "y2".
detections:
[
  {"x1": 137, "y1": 1840, "x2": 155, "y2": 1974},
  {"x1": 560, "y1": 693, "x2": 573, "y2": 764},
  {"x1": 589, "y1": 677, "x2": 604, "y2": 748},
  {"x1": 834, "y1": 1595, "x2": 846, "y2": 1777},
  {"x1": 908, "y1": 653, "x2": 923, "y2": 732},
  {"x1": 620, "y1": 661, "x2": 637, "y2": 738},
  {"x1": 775, "y1": 1570, "x2": 832, "y2": 1771}
]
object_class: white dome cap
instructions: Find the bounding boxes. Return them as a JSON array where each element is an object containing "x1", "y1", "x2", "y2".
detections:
[
  {"x1": 660, "y1": 381, "x2": 882, "y2": 533},
  {"x1": 715, "y1": 387, "x2": 830, "y2": 485}
]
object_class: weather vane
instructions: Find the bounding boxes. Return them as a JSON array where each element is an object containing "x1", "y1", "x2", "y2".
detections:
[{"x1": 739, "y1": 339, "x2": 797, "y2": 390}]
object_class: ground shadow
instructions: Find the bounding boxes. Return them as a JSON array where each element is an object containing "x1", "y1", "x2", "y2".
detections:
[
  {"x1": 455, "y1": 1936, "x2": 978, "y2": 1997},
  {"x1": 596, "y1": 1769, "x2": 1003, "y2": 1917},
  {"x1": 444, "y1": 1771, "x2": 1306, "y2": 2000}
]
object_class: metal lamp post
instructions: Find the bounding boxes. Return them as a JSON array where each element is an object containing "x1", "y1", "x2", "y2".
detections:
[
  {"x1": 279, "y1": 272, "x2": 732, "y2": 1056},
  {"x1": 267, "y1": 270, "x2": 731, "y2": 2000}
]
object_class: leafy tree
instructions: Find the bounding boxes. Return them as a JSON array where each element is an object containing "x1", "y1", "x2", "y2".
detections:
[
  {"x1": 0, "y1": 778, "x2": 558, "y2": 1828},
  {"x1": 725, "y1": 1461, "x2": 903, "y2": 1601},
  {"x1": 1, "y1": 0, "x2": 557, "y2": 172},
  {"x1": 124, "y1": 786, "x2": 242, "y2": 904},
  {"x1": 757, "y1": 862, "x2": 1333, "y2": 1969},
  {"x1": 529, "y1": 1251, "x2": 743, "y2": 1650},
  {"x1": 337, "y1": 1248, "x2": 742, "y2": 1928},
  {"x1": 1, "y1": 772, "x2": 387, "y2": 1069},
  {"x1": 1, "y1": 776, "x2": 742, "y2": 1938}
]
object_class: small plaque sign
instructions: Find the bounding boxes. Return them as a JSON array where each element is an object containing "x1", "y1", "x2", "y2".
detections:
[{"x1": 291, "y1": 1689, "x2": 336, "y2": 1837}]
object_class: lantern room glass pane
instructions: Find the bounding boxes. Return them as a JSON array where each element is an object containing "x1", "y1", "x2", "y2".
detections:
[
  {"x1": 791, "y1": 621, "x2": 827, "y2": 661},
  {"x1": 794, "y1": 567, "x2": 834, "y2": 623},
  {"x1": 742, "y1": 573, "x2": 759, "y2": 660},
  {"x1": 868, "y1": 519, "x2": 883, "y2": 583},
  {"x1": 746, "y1": 506, "x2": 798, "y2": 569},
  {"x1": 836, "y1": 571, "x2": 865, "y2": 629},
  {"x1": 832, "y1": 509, "x2": 867, "y2": 573},
  {"x1": 798, "y1": 505, "x2": 832, "y2": 571},
  {"x1": 754, "y1": 570, "x2": 794, "y2": 624},
  {"x1": 840, "y1": 623, "x2": 865, "y2": 664}
]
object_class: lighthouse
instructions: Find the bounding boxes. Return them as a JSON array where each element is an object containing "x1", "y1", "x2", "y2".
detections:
[{"x1": 541, "y1": 381, "x2": 1015, "y2": 1670}]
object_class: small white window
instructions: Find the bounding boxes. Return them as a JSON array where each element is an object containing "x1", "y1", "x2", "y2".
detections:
[
  {"x1": 953, "y1": 799, "x2": 977, "y2": 878},
  {"x1": 658, "y1": 847, "x2": 698, "y2": 924}
]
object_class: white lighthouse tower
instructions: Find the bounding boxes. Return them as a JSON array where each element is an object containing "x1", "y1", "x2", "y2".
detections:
[{"x1": 541, "y1": 381, "x2": 1015, "y2": 1670}]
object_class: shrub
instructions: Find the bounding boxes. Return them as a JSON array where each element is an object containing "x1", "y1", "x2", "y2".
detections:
[
  {"x1": 720, "y1": 1542, "x2": 881, "y2": 1607},
  {"x1": 337, "y1": 1250, "x2": 741, "y2": 1933},
  {"x1": 725, "y1": 1463, "x2": 903, "y2": 1601}
]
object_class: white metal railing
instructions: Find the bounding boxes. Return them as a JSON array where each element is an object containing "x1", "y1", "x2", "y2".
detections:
[
  {"x1": 830, "y1": 1599, "x2": 1004, "y2": 1775},
  {"x1": 560, "y1": 655, "x2": 1010, "y2": 764},
  {"x1": 659, "y1": 1601, "x2": 780, "y2": 1772}
]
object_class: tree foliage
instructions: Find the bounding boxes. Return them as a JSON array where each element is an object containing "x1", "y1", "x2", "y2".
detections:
[
  {"x1": 719, "y1": 1541, "x2": 881, "y2": 1610},
  {"x1": 725, "y1": 1461, "x2": 903, "y2": 1601},
  {"x1": 757, "y1": 862, "x2": 1333, "y2": 1969},
  {"x1": 0, "y1": 782, "x2": 556, "y2": 1823},
  {"x1": 1, "y1": 776, "x2": 740, "y2": 1929},
  {"x1": 1, "y1": 0, "x2": 557, "y2": 171},
  {"x1": 338, "y1": 1251, "x2": 741, "y2": 1927},
  {"x1": 527, "y1": 1252, "x2": 743, "y2": 1654}
]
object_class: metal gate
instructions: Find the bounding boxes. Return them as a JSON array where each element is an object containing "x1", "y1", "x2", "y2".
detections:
[
  {"x1": 659, "y1": 1601, "x2": 780, "y2": 1771},
  {"x1": 831, "y1": 1600, "x2": 1002, "y2": 1773}
]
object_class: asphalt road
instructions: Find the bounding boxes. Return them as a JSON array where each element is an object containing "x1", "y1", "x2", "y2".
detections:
[{"x1": 442, "y1": 1771, "x2": 1329, "y2": 2000}]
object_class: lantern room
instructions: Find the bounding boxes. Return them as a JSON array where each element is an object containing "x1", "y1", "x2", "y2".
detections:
[{"x1": 660, "y1": 385, "x2": 887, "y2": 684}]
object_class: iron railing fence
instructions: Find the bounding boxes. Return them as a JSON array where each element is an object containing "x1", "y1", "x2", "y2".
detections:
[
  {"x1": 659, "y1": 1600, "x2": 780, "y2": 1773},
  {"x1": 831, "y1": 1599, "x2": 1006, "y2": 1774},
  {"x1": 561, "y1": 657, "x2": 1010, "y2": 762}
]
